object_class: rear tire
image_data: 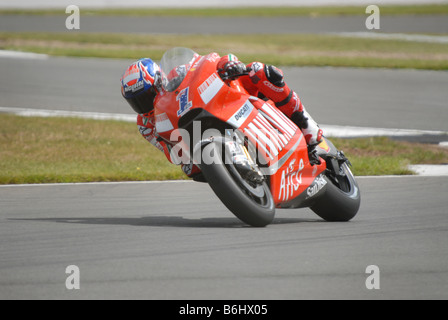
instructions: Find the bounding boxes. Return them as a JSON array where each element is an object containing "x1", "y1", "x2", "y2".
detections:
[
  {"x1": 311, "y1": 163, "x2": 360, "y2": 221},
  {"x1": 198, "y1": 141, "x2": 275, "y2": 227}
]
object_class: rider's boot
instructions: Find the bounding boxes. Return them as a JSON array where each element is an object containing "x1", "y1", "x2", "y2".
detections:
[
  {"x1": 277, "y1": 91, "x2": 323, "y2": 146},
  {"x1": 290, "y1": 107, "x2": 323, "y2": 146},
  {"x1": 291, "y1": 108, "x2": 323, "y2": 165},
  {"x1": 275, "y1": 91, "x2": 323, "y2": 165}
]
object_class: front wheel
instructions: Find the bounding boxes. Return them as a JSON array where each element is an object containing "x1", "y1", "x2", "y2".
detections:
[
  {"x1": 311, "y1": 163, "x2": 361, "y2": 221},
  {"x1": 197, "y1": 141, "x2": 275, "y2": 227}
]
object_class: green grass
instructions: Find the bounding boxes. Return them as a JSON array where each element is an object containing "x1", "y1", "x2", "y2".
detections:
[
  {"x1": 1, "y1": 5, "x2": 448, "y2": 17},
  {"x1": 330, "y1": 137, "x2": 448, "y2": 176},
  {"x1": 0, "y1": 114, "x2": 185, "y2": 184},
  {"x1": 2, "y1": 32, "x2": 448, "y2": 70},
  {"x1": 1, "y1": 114, "x2": 448, "y2": 184}
]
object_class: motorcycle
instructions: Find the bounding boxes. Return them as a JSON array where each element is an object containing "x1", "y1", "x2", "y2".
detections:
[{"x1": 154, "y1": 47, "x2": 360, "y2": 227}]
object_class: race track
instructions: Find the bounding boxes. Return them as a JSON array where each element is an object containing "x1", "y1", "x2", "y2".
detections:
[
  {"x1": 1, "y1": 11, "x2": 448, "y2": 300},
  {"x1": 1, "y1": 14, "x2": 448, "y2": 34},
  {"x1": 1, "y1": 177, "x2": 447, "y2": 300},
  {"x1": 1, "y1": 56, "x2": 448, "y2": 131}
]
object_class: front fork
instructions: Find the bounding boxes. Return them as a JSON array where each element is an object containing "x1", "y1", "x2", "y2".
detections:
[{"x1": 225, "y1": 129, "x2": 265, "y2": 185}]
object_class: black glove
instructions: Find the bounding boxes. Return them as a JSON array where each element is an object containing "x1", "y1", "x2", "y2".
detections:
[{"x1": 219, "y1": 61, "x2": 247, "y2": 80}]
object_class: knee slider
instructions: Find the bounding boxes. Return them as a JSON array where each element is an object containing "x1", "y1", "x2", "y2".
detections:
[{"x1": 265, "y1": 65, "x2": 285, "y2": 88}]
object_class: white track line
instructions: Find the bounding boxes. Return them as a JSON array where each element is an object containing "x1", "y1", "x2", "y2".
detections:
[
  {"x1": 322, "y1": 124, "x2": 447, "y2": 138},
  {"x1": 0, "y1": 107, "x2": 136, "y2": 122},
  {"x1": 1, "y1": 107, "x2": 446, "y2": 138},
  {"x1": 333, "y1": 32, "x2": 448, "y2": 44},
  {"x1": 408, "y1": 165, "x2": 448, "y2": 177},
  {"x1": 0, "y1": 50, "x2": 48, "y2": 60},
  {"x1": 0, "y1": 175, "x2": 446, "y2": 188},
  {"x1": 0, "y1": 180, "x2": 193, "y2": 188},
  {"x1": 3, "y1": 174, "x2": 448, "y2": 189}
]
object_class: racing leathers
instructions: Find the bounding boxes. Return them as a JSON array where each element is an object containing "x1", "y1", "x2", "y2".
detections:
[{"x1": 137, "y1": 54, "x2": 323, "y2": 178}]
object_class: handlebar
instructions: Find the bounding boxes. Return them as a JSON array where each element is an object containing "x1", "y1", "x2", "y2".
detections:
[{"x1": 219, "y1": 67, "x2": 252, "y2": 81}]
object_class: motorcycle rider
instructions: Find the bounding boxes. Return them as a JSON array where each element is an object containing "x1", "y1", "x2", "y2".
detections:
[{"x1": 120, "y1": 53, "x2": 323, "y2": 178}]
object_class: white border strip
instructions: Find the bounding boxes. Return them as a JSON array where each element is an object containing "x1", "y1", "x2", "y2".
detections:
[
  {"x1": 0, "y1": 50, "x2": 49, "y2": 60},
  {"x1": 333, "y1": 32, "x2": 448, "y2": 44},
  {"x1": 321, "y1": 124, "x2": 447, "y2": 138},
  {"x1": 408, "y1": 164, "x2": 448, "y2": 177},
  {"x1": 0, "y1": 180, "x2": 193, "y2": 188},
  {"x1": 2, "y1": 107, "x2": 446, "y2": 137},
  {"x1": 0, "y1": 107, "x2": 136, "y2": 122},
  {"x1": 0, "y1": 175, "x2": 446, "y2": 188}
]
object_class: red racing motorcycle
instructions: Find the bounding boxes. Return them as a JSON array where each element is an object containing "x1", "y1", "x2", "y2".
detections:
[{"x1": 154, "y1": 47, "x2": 360, "y2": 227}]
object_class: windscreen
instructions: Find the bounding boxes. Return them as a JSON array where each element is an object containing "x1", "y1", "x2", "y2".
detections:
[{"x1": 159, "y1": 47, "x2": 198, "y2": 92}]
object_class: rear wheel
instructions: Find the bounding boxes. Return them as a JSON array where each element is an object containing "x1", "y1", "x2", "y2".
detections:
[{"x1": 311, "y1": 162, "x2": 360, "y2": 221}]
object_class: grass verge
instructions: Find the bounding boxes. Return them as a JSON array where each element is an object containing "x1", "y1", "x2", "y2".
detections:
[
  {"x1": 0, "y1": 114, "x2": 185, "y2": 184},
  {"x1": 1, "y1": 114, "x2": 448, "y2": 184},
  {"x1": 1, "y1": 5, "x2": 448, "y2": 17},
  {"x1": 2, "y1": 32, "x2": 448, "y2": 70}
]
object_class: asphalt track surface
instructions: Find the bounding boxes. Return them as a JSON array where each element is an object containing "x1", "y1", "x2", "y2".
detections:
[
  {"x1": 1, "y1": 14, "x2": 448, "y2": 34},
  {"x1": 1, "y1": 177, "x2": 447, "y2": 300},
  {"x1": 1, "y1": 13, "x2": 448, "y2": 300},
  {"x1": 1, "y1": 55, "x2": 448, "y2": 132}
]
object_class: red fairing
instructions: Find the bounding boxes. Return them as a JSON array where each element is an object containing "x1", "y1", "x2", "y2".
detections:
[{"x1": 150, "y1": 51, "x2": 326, "y2": 206}]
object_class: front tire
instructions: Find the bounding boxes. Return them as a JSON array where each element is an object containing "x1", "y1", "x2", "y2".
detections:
[{"x1": 198, "y1": 141, "x2": 275, "y2": 227}]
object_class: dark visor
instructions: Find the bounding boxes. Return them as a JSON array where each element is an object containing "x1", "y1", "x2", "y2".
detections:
[{"x1": 126, "y1": 86, "x2": 157, "y2": 114}]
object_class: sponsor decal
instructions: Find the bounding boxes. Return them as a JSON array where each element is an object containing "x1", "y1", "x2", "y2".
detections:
[
  {"x1": 235, "y1": 104, "x2": 251, "y2": 122},
  {"x1": 122, "y1": 61, "x2": 155, "y2": 94},
  {"x1": 306, "y1": 175, "x2": 327, "y2": 199},
  {"x1": 317, "y1": 138, "x2": 331, "y2": 153},
  {"x1": 124, "y1": 79, "x2": 144, "y2": 93},
  {"x1": 198, "y1": 73, "x2": 224, "y2": 104},
  {"x1": 243, "y1": 103, "x2": 298, "y2": 163},
  {"x1": 206, "y1": 53, "x2": 220, "y2": 63},
  {"x1": 278, "y1": 158, "x2": 304, "y2": 201},
  {"x1": 260, "y1": 103, "x2": 297, "y2": 138},
  {"x1": 228, "y1": 100, "x2": 254, "y2": 128},
  {"x1": 155, "y1": 112, "x2": 174, "y2": 133},
  {"x1": 176, "y1": 87, "x2": 193, "y2": 117},
  {"x1": 263, "y1": 81, "x2": 284, "y2": 93}
]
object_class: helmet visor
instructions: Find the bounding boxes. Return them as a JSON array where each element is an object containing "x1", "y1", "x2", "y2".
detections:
[{"x1": 126, "y1": 86, "x2": 156, "y2": 114}]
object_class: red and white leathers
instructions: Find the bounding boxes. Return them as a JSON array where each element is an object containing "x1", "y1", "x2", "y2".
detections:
[
  {"x1": 217, "y1": 54, "x2": 323, "y2": 145},
  {"x1": 137, "y1": 54, "x2": 323, "y2": 178},
  {"x1": 137, "y1": 110, "x2": 202, "y2": 178}
]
